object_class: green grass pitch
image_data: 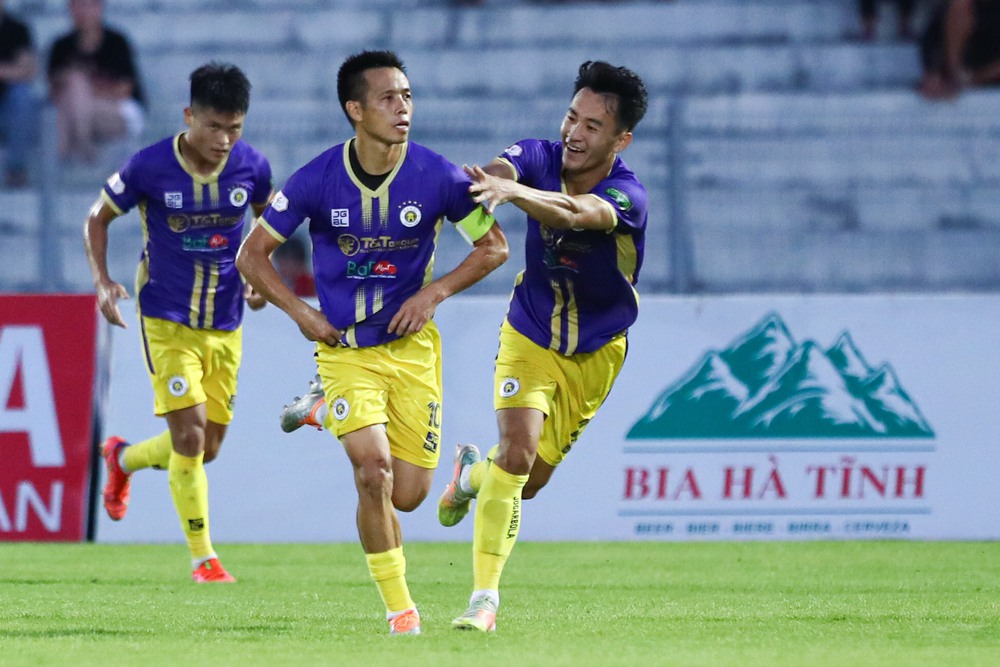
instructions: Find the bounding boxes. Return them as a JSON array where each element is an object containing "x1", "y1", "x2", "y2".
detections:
[{"x1": 1, "y1": 541, "x2": 998, "y2": 666}]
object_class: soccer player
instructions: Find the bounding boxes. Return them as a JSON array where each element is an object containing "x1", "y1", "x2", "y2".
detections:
[
  {"x1": 438, "y1": 61, "x2": 649, "y2": 632},
  {"x1": 236, "y1": 50, "x2": 508, "y2": 635},
  {"x1": 83, "y1": 63, "x2": 273, "y2": 583}
]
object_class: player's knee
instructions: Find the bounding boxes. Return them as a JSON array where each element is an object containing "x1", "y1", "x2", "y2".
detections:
[
  {"x1": 522, "y1": 480, "x2": 547, "y2": 500},
  {"x1": 354, "y1": 459, "x2": 392, "y2": 497}
]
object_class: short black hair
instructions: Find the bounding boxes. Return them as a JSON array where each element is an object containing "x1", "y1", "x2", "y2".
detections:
[
  {"x1": 337, "y1": 50, "x2": 407, "y2": 124},
  {"x1": 573, "y1": 61, "x2": 648, "y2": 133},
  {"x1": 189, "y1": 62, "x2": 251, "y2": 115}
]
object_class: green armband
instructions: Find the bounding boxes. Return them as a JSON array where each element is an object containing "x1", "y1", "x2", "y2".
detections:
[{"x1": 454, "y1": 206, "x2": 495, "y2": 244}]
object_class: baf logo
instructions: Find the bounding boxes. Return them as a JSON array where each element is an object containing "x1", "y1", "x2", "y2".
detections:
[
  {"x1": 504, "y1": 143, "x2": 523, "y2": 158},
  {"x1": 627, "y1": 313, "x2": 935, "y2": 440},
  {"x1": 0, "y1": 326, "x2": 65, "y2": 467},
  {"x1": 271, "y1": 191, "x2": 289, "y2": 213}
]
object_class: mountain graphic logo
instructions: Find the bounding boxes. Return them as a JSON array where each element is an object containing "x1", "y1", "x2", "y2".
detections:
[{"x1": 627, "y1": 313, "x2": 934, "y2": 439}]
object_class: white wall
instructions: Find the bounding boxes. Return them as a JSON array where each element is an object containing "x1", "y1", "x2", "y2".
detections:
[{"x1": 96, "y1": 294, "x2": 1000, "y2": 543}]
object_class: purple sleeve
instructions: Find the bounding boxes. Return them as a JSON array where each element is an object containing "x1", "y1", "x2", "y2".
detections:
[
  {"x1": 498, "y1": 139, "x2": 552, "y2": 187},
  {"x1": 102, "y1": 152, "x2": 143, "y2": 214},
  {"x1": 251, "y1": 154, "x2": 274, "y2": 206},
  {"x1": 260, "y1": 165, "x2": 315, "y2": 240},
  {"x1": 595, "y1": 175, "x2": 648, "y2": 233}
]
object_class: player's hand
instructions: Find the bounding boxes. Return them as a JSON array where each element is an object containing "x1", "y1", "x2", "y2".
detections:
[
  {"x1": 244, "y1": 284, "x2": 267, "y2": 311},
  {"x1": 465, "y1": 164, "x2": 516, "y2": 215},
  {"x1": 294, "y1": 305, "x2": 341, "y2": 346},
  {"x1": 95, "y1": 278, "x2": 129, "y2": 328},
  {"x1": 388, "y1": 288, "x2": 440, "y2": 336}
]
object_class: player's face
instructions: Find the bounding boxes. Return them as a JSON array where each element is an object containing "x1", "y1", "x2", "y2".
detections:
[
  {"x1": 183, "y1": 106, "x2": 245, "y2": 168},
  {"x1": 353, "y1": 68, "x2": 412, "y2": 146},
  {"x1": 560, "y1": 88, "x2": 631, "y2": 177}
]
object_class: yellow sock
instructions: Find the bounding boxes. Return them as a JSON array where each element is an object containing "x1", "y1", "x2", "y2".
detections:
[
  {"x1": 472, "y1": 463, "x2": 529, "y2": 591},
  {"x1": 366, "y1": 547, "x2": 414, "y2": 613},
  {"x1": 168, "y1": 451, "x2": 214, "y2": 562},
  {"x1": 467, "y1": 444, "x2": 499, "y2": 493},
  {"x1": 122, "y1": 430, "x2": 173, "y2": 472}
]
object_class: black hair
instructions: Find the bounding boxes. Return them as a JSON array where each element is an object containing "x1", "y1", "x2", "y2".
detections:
[
  {"x1": 189, "y1": 62, "x2": 251, "y2": 114},
  {"x1": 573, "y1": 61, "x2": 648, "y2": 133},
  {"x1": 336, "y1": 50, "x2": 407, "y2": 124}
]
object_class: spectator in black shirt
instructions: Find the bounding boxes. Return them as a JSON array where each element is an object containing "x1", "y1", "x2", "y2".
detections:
[
  {"x1": 0, "y1": 0, "x2": 38, "y2": 187},
  {"x1": 47, "y1": 0, "x2": 145, "y2": 163}
]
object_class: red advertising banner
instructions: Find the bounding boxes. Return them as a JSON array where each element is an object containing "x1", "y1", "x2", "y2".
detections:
[{"x1": 0, "y1": 294, "x2": 99, "y2": 541}]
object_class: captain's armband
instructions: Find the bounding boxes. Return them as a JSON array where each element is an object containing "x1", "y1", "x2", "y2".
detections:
[{"x1": 454, "y1": 207, "x2": 496, "y2": 244}]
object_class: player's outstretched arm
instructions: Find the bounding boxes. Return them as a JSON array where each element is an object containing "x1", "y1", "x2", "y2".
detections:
[
  {"x1": 465, "y1": 164, "x2": 615, "y2": 232},
  {"x1": 236, "y1": 223, "x2": 341, "y2": 346},
  {"x1": 83, "y1": 199, "x2": 128, "y2": 328}
]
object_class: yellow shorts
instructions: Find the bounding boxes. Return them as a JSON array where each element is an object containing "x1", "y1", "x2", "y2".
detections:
[
  {"x1": 140, "y1": 315, "x2": 242, "y2": 424},
  {"x1": 494, "y1": 318, "x2": 626, "y2": 467},
  {"x1": 315, "y1": 321, "x2": 443, "y2": 470}
]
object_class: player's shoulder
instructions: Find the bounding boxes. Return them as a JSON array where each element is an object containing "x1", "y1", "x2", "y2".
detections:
[
  {"x1": 230, "y1": 139, "x2": 271, "y2": 168},
  {"x1": 122, "y1": 135, "x2": 175, "y2": 172},
  {"x1": 405, "y1": 141, "x2": 456, "y2": 168}
]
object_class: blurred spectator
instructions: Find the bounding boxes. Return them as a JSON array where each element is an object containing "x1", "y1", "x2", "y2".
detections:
[
  {"x1": 273, "y1": 234, "x2": 316, "y2": 297},
  {"x1": 47, "y1": 0, "x2": 145, "y2": 164},
  {"x1": 919, "y1": 0, "x2": 1000, "y2": 99},
  {"x1": 0, "y1": 0, "x2": 38, "y2": 187},
  {"x1": 859, "y1": 0, "x2": 919, "y2": 40}
]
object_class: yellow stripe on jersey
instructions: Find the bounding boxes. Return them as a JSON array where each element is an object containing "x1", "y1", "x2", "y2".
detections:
[
  {"x1": 135, "y1": 201, "x2": 151, "y2": 296},
  {"x1": 616, "y1": 232, "x2": 642, "y2": 309},
  {"x1": 361, "y1": 192, "x2": 373, "y2": 232},
  {"x1": 257, "y1": 217, "x2": 288, "y2": 243},
  {"x1": 373, "y1": 283, "x2": 384, "y2": 314},
  {"x1": 208, "y1": 181, "x2": 220, "y2": 208},
  {"x1": 343, "y1": 325, "x2": 357, "y2": 347},
  {"x1": 189, "y1": 263, "x2": 204, "y2": 328},
  {"x1": 354, "y1": 285, "x2": 367, "y2": 322},
  {"x1": 378, "y1": 191, "x2": 389, "y2": 230},
  {"x1": 423, "y1": 218, "x2": 443, "y2": 287},
  {"x1": 616, "y1": 230, "x2": 639, "y2": 283},
  {"x1": 550, "y1": 279, "x2": 563, "y2": 350},
  {"x1": 203, "y1": 262, "x2": 219, "y2": 328},
  {"x1": 564, "y1": 280, "x2": 579, "y2": 355},
  {"x1": 101, "y1": 190, "x2": 125, "y2": 217}
]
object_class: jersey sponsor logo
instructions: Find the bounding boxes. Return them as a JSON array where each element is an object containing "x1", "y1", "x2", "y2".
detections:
[
  {"x1": 331, "y1": 208, "x2": 350, "y2": 227},
  {"x1": 605, "y1": 187, "x2": 633, "y2": 212},
  {"x1": 182, "y1": 234, "x2": 230, "y2": 252},
  {"x1": 165, "y1": 192, "x2": 183, "y2": 209},
  {"x1": 271, "y1": 191, "x2": 289, "y2": 212},
  {"x1": 499, "y1": 377, "x2": 520, "y2": 397},
  {"x1": 229, "y1": 186, "x2": 249, "y2": 208},
  {"x1": 504, "y1": 143, "x2": 523, "y2": 157},
  {"x1": 168, "y1": 213, "x2": 244, "y2": 233},
  {"x1": 108, "y1": 173, "x2": 126, "y2": 195},
  {"x1": 167, "y1": 376, "x2": 189, "y2": 397},
  {"x1": 346, "y1": 260, "x2": 397, "y2": 279},
  {"x1": 337, "y1": 234, "x2": 420, "y2": 257},
  {"x1": 332, "y1": 397, "x2": 350, "y2": 421},
  {"x1": 399, "y1": 202, "x2": 422, "y2": 227}
]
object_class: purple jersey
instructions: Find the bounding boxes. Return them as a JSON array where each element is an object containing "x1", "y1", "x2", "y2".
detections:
[
  {"x1": 102, "y1": 135, "x2": 272, "y2": 330},
  {"x1": 499, "y1": 138, "x2": 647, "y2": 355},
  {"x1": 259, "y1": 140, "x2": 481, "y2": 348}
]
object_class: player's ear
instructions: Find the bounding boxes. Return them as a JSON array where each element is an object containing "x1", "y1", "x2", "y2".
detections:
[
  {"x1": 183, "y1": 106, "x2": 194, "y2": 128},
  {"x1": 613, "y1": 131, "x2": 632, "y2": 154},
  {"x1": 345, "y1": 100, "x2": 363, "y2": 125}
]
